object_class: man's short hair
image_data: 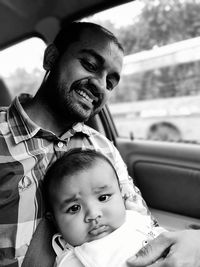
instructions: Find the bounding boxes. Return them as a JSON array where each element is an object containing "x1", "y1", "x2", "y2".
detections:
[{"x1": 53, "y1": 21, "x2": 124, "y2": 55}]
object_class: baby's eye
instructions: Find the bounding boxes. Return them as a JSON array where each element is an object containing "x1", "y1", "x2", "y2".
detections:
[
  {"x1": 66, "y1": 204, "x2": 81, "y2": 214},
  {"x1": 99, "y1": 194, "x2": 111, "y2": 202}
]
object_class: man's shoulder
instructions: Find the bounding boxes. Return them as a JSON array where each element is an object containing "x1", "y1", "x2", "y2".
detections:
[
  {"x1": 81, "y1": 124, "x2": 119, "y2": 158},
  {"x1": 83, "y1": 124, "x2": 112, "y2": 142},
  {"x1": 0, "y1": 106, "x2": 9, "y2": 123},
  {"x1": 0, "y1": 106, "x2": 12, "y2": 138},
  {"x1": 0, "y1": 105, "x2": 9, "y2": 112},
  {"x1": 84, "y1": 124, "x2": 105, "y2": 136}
]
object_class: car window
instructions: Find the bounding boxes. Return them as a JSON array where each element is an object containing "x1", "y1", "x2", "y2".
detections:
[
  {"x1": 83, "y1": 0, "x2": 200, "y2": 144},
  {"x1": 0, "y1": 37, "x2": 46, "y2": 102}
]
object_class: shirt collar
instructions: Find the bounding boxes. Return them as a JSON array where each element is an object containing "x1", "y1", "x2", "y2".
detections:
[
  {"x1": 8, "y1": 94, "x2": 92, "y2": 144},
  {"x1": 61, "y1": 121, "x2": 93, "y2": 139},
  {"x1": 52, "y1": 233, "x2": 74, "y2": 256}
]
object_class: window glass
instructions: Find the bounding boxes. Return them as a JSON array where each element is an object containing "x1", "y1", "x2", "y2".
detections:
[
  {"x1": 0, "y1": 37, "x2": 46, "y2": 102},
  {"x1": 83, "y1": 0, "x2": 200, "y2": 144}
]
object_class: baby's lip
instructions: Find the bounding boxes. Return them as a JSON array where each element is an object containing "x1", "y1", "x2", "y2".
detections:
[{"x1": 88, "y1": 225, "x2": 108, "y2": 237}]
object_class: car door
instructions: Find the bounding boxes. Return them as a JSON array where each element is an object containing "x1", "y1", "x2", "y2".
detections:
[
  {"x1": 116, "y1": 136, "x2": 200, "y2": 230},
  {"x1": 98, "y1": 103, "x2": 200, "y2": 231}
]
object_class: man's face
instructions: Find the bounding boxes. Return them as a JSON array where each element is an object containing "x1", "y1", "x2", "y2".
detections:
[
  {"x1": 47, "y1": 28, "x2": 123, "y2": 122},
  {"x1": 52, "y1": 159, "x2": 126, "y2": 246}
]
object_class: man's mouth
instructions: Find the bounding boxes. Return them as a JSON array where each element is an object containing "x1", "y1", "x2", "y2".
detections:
[{"x1": 75, "y1": 89, "x2": 93, "y2": 103}]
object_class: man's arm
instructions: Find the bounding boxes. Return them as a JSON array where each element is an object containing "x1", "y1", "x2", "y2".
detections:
[
  {"x1": 127, "y1": 229, "x2": 200, "y2": 267},
  {"x1": 22, "y1": 218, "x2": 56, "y2": 267}
]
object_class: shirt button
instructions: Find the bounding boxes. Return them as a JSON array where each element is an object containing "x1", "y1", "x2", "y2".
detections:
[
  {"x1": 57, "y1": 141, "x2": 64, "y2": 148},
  {"x1": 71, "y1": 129, "x2": 75, "y2": 134},
  {"x1": 142, "y1": 240, "x2": 148, "y2": 247}
]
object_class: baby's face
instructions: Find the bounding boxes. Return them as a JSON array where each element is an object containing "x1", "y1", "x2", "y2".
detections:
[{"x1": 52, "y1": 159, "x2": 126, "y2": 246}]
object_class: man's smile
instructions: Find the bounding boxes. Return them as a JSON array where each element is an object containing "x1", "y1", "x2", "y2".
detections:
[
  {"x1": 72, "y1": 85, "x2": 101, "y2": 111},
  {"x1": 75, "y1": 89, "x2": 94, "y2": 103}
]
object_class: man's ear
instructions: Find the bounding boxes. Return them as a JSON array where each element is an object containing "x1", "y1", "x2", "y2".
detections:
[{"x1": 43, "y1": 43, "x2": 59, "y2": 71}]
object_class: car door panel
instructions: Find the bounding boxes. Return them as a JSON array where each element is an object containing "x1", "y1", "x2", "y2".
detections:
[{"x1": 116, "y1": 137, "x2": 200, "y2": 230}]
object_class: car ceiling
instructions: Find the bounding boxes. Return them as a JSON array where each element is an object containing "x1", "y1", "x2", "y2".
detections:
[{"x1": 0, "y1": 0, "x2": 133, "y2": 49}]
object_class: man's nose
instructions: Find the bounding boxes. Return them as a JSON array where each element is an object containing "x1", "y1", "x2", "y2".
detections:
[
  {"x1": 84, "y1": 204, "x2": 103, "y2": 223},
  {"x1": 88, "y1": 75, "x2": 107, "y2": 94}
]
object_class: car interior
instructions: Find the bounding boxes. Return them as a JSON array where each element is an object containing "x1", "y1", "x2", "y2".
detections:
[{"x1": 1, "y1": 0, "x2": 200, "y2": 231}]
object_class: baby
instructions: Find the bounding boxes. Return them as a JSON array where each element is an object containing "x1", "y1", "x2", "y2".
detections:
[{"x1": 43, "y1": 148, "x2": 165, "y2": 267}]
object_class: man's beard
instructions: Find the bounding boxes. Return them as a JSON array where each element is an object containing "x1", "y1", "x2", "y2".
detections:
[{"x1": 51, "y1": 81, "x2": 94, "y2": 123}]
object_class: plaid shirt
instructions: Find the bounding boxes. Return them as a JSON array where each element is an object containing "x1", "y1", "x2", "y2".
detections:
[{"x1": 0, "y1": 94, "x2": 151, "y2": 267}]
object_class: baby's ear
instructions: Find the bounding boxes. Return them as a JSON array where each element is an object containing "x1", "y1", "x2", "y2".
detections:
[
  {"x1": 45, "y1": 211, "x2": 58, "y2": 229},
  {"x1": 45, "y1": 211, "x2": 54, "y2": 221},
  {"x1": 43, "y1": 43, "x2": 59, "y2": 71}
]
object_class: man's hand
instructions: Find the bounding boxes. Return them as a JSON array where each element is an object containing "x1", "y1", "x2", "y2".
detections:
[{"x1": 127, "y1": 230, "x2": 200, "y2": 267}]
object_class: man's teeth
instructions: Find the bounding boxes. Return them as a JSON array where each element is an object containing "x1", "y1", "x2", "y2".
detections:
[{"x1": 76, "y1": 89, "x2": 93, "y2": 103}]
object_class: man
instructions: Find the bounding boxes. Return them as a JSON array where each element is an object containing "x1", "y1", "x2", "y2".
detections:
[{"x1": 0, "y1": 22, "x2": 150, "y2": 267}]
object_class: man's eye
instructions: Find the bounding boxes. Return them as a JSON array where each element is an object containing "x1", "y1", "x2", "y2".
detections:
[
  {"x1": 99, "y1": 194, "x2": 111, "y2": 202},
  {"x1": 66, "y1": 204, "x2": 81, "y2": 214},
  {"x1": 81, "y1": 59, "x2": 97, "y2": 72}
]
